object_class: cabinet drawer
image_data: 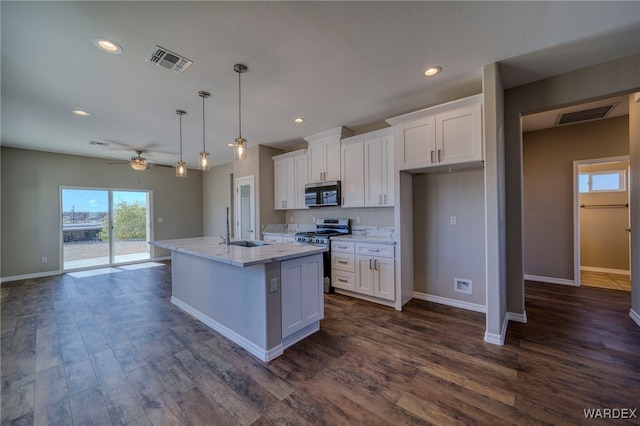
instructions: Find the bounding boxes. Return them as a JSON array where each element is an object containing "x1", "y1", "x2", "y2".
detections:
[
  {"x1": 331, "y1": 241, "x2": 355, "y2": 253},
  {"x1": 332, "y1": 253, "x2": 355, "y2": 272},
  {"x1": 355, "y1": 243, "x2": 394, "y2": 258},
  {"x1": 332, "y1": 271, "x2": 355, "y2": 291}
]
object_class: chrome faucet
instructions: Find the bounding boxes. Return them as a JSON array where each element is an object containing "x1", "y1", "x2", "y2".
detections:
[{"x1": 225, "y1": 206, "x2": 231, "y2": 245}]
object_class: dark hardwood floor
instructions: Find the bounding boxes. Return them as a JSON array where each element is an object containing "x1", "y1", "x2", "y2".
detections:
[{"x1": 2, "y1": 262, "x2": 639, "y2": 425}]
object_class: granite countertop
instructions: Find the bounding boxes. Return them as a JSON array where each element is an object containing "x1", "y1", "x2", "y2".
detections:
[
  {"x1": 331, "y1": 235, "x2": 396, "y2": 245},
  {"x1": 150, "y1": 236, "x2": 327, "y2": 267}
]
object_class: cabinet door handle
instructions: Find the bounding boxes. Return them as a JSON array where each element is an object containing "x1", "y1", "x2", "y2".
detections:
[
  {"x1": 368, "y1": 249, "x2": 379, "y2": 253},
  {"x1": 378, "y1": 194, "x2": 382, "y2": 205},
  {"x1": 337, "y1": 245, "x2": 348, "y2": 249},
  {"x1": 369, "y1": 259, "x2": 373, "y2": 269},
  {"x1": 337, "y1": 260, "x2": 348, "y2": 264},
  {"x1": 438, "y1": 149, "x2": 442, "y2": 162},
  {"x1": 374, "y1": 259, "x2": 378, "y2": 270},
  {"x1": 430, "y1": 150, "x2": 435, "y2": 164},
  {"x1": 337, "y1": 278, "x2": 348, "y2": 283},
  {"x1": 384, "y1": 194, "x2": 387, "y2": 204}
]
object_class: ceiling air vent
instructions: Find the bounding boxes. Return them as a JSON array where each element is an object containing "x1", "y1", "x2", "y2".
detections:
[
  {"x1": 557, "y1": 104, "x2": 616, "y2": 126},
  {"x1": 89, "y1": 140, "x2": 109, "y2": 147},
  {"x1": 146, "y1": 45, "x2": 193, "y2": 74}
]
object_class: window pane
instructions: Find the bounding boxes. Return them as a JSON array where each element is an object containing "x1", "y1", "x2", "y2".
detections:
[
  {"x1": 591, "y1": 172, "x2": 621, "y2": 191},
  {"x1": 578, "y1": 174, "x2": 589, "y2": 193}
]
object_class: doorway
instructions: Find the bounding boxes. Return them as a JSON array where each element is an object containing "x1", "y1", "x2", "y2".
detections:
[
  {"x1": 234, "y1": 176, "x2": 255, "y2": 240},
  {"x1": 574, "y1": 157, "x2": 631, "y2": 291},
  {"x1": 61, "y1": 187, "x2": 152, "y2": 270}
]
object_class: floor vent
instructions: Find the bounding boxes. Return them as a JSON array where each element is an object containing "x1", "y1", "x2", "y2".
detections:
[
  {"x1": 146, "y1": 45, "x2": 193, "y2": 74},
  {"x1": 557, "y1": 104, "x2": 616, "y2": 126},
  {"x1": 454, "y1": 278, "x2": 472, "y2": 295}
]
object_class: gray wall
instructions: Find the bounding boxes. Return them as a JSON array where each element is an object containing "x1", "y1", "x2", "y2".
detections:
[
  {"x1": 629, "y1": 94, "x2": 640, "y2": 318},
  {"x1": 413, "y1": 169, "x2": 486, "y2": 306},
  {"x1": 1, "y1": 147, "x2": 203, "y2": 278},
  {"x1": 483, "y1": 62, "x2": 507, "y2": 339},
  {"x1": 203, "y1": 162, "x2": 233, "y2": 237},
  {"x1": 503, "y1": 53, "x2": 640, "y2": 313},
  {"x1": 523, "y1": 116, "x2": 629, "y2": 279},
  {"x1": 579, "y1": 161, "x2": 629, "y2": 271}
]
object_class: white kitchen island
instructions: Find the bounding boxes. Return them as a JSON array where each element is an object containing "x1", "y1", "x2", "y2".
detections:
[{"x1": 150, "y1": 237, "x2": 327, "y2": 362}]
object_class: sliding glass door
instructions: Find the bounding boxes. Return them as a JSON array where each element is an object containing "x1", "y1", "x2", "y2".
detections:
[{"x1": 61, "y1": 188, "x2": 151, "y2": 271}]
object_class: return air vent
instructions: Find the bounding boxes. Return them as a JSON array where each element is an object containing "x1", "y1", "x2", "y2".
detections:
[
  {"x1": 557, "y1": 104, "x2": 616, "y2": 126},
  {"x1": 89, "y1": 140, "x2": 109, "y2": 147},
  {"x1": 146, "y1": 45, "x2": 193, "y2": 74}
]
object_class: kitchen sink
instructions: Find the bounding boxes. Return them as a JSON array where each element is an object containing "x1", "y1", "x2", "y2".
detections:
[{"x1": 229, "y1": 240, "x2": 268, "y2": 247}]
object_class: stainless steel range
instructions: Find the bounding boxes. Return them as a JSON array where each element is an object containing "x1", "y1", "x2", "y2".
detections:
[{"x1": 295, "y1": 218, "x2": 350, "y2": 293}]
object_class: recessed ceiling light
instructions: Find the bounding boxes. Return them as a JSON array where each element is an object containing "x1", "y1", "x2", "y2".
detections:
[
  {"x1": 72, "y1": 109, "x2": 90, "y2": 116},
  {"x1": 424, "y1": 66, "x2": 442, "y2": 77},
  {"x1": 93, "y1": 38, "x2": 122, "y2": 54},
  {"x1": 294, "y1": 117, "x2": 305, "y2": 123}
]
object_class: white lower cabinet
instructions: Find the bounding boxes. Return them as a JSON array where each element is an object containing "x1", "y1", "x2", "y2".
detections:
[
  {"x1": 331, "y1": 241, "x2": 395, "y2": 302},
  {"x1": 281, "y1": 254, "x2": 323, "y2": 339}
]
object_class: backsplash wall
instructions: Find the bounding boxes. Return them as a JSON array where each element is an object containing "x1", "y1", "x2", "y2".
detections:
[{"x1": 288, "y1": 207, "x2": 393, "y2": 226}]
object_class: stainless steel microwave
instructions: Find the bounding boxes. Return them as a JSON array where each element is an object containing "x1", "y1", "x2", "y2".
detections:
[{"x1": 305, "y1": 181, "x2": 341, "y2": 207}]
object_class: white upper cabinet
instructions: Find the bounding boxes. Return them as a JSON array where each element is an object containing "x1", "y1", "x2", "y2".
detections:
[
  {"x1": 341, "y1": 140, "x2": 365, "y2": 207},
  {"x1": 341, "y1": 128, "x2": 394, "y2": 208},
  {"x1": 436, "y1": 103, "x2": 483, "y2": 166},
  {"x1": 387, "y1": 94, "x2": 483, "y2": 172},
  {"x1": 273, "y1": 149, "x2": 307, "y2": 210},
  {"x1": 304, "y1": 127, "x2": 354, "y2": 183},
  {"x1": 364, "y1": 132, "x2": 394, "y2": 207}
]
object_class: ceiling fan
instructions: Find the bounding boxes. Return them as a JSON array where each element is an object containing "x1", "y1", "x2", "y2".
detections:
[{"x1": 107, "y1": 150, "x2": 172, "y2": 171}]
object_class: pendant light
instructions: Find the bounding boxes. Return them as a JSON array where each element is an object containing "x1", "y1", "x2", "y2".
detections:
[
  {"x1": 198, "y1": 90, "x2": 211, "y2": 171},
  {"x1": 233, "y1": 63, "x2": 248, "y2": 160},
  {"x1": 175, "y1": 109, "x2": 187, "y2": 178}
]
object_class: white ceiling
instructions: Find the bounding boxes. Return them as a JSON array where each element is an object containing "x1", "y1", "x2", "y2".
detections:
[{"x1": 2, "y1": 2, "x2": 639, "y2": 168}]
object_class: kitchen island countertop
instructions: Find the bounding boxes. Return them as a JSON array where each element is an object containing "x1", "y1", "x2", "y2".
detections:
[{"x1": 150, "y1": 236, "x2": 327, "y2": 267}]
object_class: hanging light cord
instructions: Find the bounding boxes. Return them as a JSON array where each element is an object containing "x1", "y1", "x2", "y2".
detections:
[
  {"x1": 179, "y1": 112, "x2": 183, "y2": 161},
  {"x1": 238, "y1": 69, "x2": 242, "y2": 140},
  {"x1": 202, "y1": 95, "x2": 206, "y2": 151}
]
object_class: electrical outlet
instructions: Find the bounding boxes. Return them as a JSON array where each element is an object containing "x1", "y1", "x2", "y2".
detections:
[
  {"x1": 41, "y1": 257, "x2": 47, "y2": 263},
  {"x1": 449, "y1": 216, "x2": 457, "y2": 225},
  {"x1": 270, "y1": 278, "x2": 279, "y2": 293},
  {"x1": 312, "y1": 216, "x2": 316, "y2": 223},
  {"x1": 157, "y1": 217, "x2": 163, "y2": 223}
]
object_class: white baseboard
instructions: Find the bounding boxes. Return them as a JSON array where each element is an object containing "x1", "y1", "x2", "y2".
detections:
[
  {"x1": 1, "y1": 270, "x2": 61, "y2": 284},
  {"x1": 484, "y1": 314, "x2": 508, "y2": 346},
  {"x1": 152, "y1": 256, "x2": 171, "y2": 262},
  {"x1": 580, "y1": 266, "x2": 630, "y2": 276},
  {"x1": 630, "y1": 309, "x2": 640, "y2": 327},
  {"x1": 524, "y1": 274, "x2": 576, "y2": 286},
  {"x1": 507, "y1": 311, "x2": 528, "y2": 323},
  {"x1": 412, "y1": 291, "x2": 486, "y2": 313},
  {"x1": 171, "y1": 296, "x2": 283, "y2": 362}
]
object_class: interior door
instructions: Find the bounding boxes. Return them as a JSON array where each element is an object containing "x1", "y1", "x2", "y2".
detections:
[{"x1": 235, "y1": 175, "x2": 255, "y2": 240}]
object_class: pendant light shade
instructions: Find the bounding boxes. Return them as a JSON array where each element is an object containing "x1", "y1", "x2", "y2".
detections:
[
  {"x1": 175, "y1": 109, "x2": 187, "y2": 178},
  {"x1": 233, "y1": 64, "x2": 248, "y2": 160},
  {"x1": 198, "y1": 90, "x2": 211, "y2": 171}
]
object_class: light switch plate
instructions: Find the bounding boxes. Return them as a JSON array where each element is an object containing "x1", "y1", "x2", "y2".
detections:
[{"x1": 270, "y1": 278, "x2": 278, "y2": 293}]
